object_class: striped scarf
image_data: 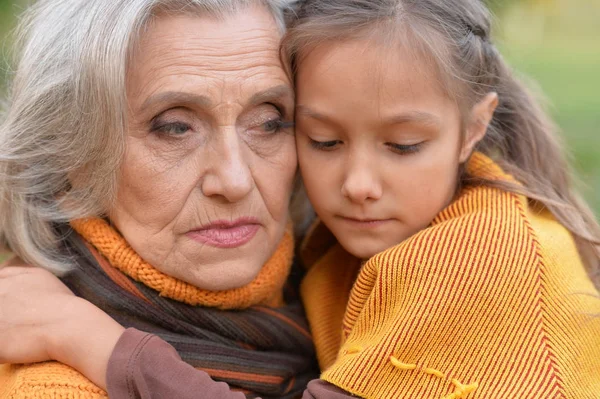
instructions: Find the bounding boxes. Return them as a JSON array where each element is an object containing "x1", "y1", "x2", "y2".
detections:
[{"x1": 60, "y1": 219, "x2": 318, "y2": 398}]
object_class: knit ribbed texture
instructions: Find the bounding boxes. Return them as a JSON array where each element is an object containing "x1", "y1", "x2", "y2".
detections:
[
  {"x1": 302, "y1": 153, "x2": 600, "y2": 398},
  {"x1": 300, "y1": 227, "x2": 362, "y2": 371},
  {"x1": 70, "y1": 218, "x2": 293, "y2": 310},
  {"x1": 0, "y1": 363, "x2": 106, "y2": 398}
]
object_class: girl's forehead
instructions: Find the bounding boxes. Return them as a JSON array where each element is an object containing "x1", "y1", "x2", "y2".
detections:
[
  {"x1": 294, "y1": 38, "x2": 461, "y2": 136},
  {"x1": 298, "y1": 34, "x2": 446, "y2": 88},
  {"x1": 296, "y1": 38, "x2": 449, "y2": 107},
  {"x1": 288, "y1": 19, "x2": 457, "y2": 103}
]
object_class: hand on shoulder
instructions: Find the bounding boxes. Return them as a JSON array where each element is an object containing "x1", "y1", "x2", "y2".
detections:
[
  {"x1": 0, "y1": 264, "x2": 124, "y2": 389},
  {"x1": 0, "y1": 264, "x2": 76, "y2": 364}
]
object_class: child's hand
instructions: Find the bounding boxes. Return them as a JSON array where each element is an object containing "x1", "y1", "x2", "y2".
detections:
[
  {"x1": 0, "y1": 265, "x2": 76, "y2": 364},
  {"x1": 0, "y1": 264, "x2": 125, "y2": 389}
]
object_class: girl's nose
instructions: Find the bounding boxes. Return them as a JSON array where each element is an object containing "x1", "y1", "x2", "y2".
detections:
[{"x1": 341, "y1": 158, "x2": 382, "y2": 204}]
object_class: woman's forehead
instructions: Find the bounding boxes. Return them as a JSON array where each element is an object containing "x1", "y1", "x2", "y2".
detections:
[{"x1": 127, "y1": 8, "x2": 291, "y2": 111}]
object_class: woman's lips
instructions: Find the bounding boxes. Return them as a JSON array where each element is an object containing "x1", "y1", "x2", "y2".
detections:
[{"x1": 186, "y1": 219, "x2": 260, "y2": 248}]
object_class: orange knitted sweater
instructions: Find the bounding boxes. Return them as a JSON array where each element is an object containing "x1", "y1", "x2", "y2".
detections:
[{"x1": 300, "y1": 153, "x2": 600, "y2": 398}]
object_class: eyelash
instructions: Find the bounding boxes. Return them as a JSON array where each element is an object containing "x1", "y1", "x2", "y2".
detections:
[
  {"x1": 387, "y1": 142, "x2": 424, "y2": 154},
  {"x1": 309, "y1": 139, "x2": 340, "y2": 151},
  {"x1": 150, "y1": 120, "x2": 191, "y2": 137},
  {"x1": 261, "y1": 117, "x2": 294, "y2": 134},
  {"x1": 149, "y1": 104, "x2": 292, "y2": 138},
  {"x1": 258, "y1": 102, "x2": 293, "y2": 135},
  {"x1": 309, "y1": 139, "x2": 424, "y2": 154}
]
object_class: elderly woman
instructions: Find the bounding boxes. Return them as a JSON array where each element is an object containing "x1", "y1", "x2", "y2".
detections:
[{"x1": 0, "y1": 0, "x2": 319, "y2": 397}]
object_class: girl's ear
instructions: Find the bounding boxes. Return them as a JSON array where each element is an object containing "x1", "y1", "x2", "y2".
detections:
[{"x1": 459, "y1": 92, "x2": 499, "y2": 162}]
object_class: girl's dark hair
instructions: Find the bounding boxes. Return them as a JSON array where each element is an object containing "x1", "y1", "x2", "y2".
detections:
[{"x1": 283, "y1": 0, "x2": 600, "y2": 286}]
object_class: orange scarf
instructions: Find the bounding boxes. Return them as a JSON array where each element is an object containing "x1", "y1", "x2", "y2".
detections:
[
  {"x1": 0, "y1": 219, "x2": 316, "y2": 399},
  {"x1": 70, "y1": 218, "x2": 294, "y2": 310}
]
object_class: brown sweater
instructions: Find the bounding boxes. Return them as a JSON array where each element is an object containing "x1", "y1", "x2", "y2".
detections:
[{"x1": 107, "y1": 328, "x2": 354, "y2": 399}]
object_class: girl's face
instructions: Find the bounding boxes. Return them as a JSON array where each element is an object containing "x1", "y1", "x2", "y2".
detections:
[{"x1": 295, "y1": 39, "x2": 495, "y2": 259}]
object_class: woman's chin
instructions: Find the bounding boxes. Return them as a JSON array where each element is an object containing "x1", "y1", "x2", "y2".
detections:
[
  {"x1": 163, "y1": 257, "x2": 266, "y2": 291},
  {"x1": 190, "y1": 267, "x2": 262, "y2": 291}
]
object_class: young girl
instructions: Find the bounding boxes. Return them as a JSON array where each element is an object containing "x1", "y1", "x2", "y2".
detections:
[{"x1": 2, "y1": 0, "x2": 600, "y2": 398}]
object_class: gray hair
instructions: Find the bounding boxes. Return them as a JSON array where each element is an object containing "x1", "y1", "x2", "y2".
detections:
[{"x1": 0, "y1": 0, "x2": 298, "y2": 273}]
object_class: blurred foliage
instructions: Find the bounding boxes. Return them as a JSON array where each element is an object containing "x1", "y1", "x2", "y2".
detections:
[
  {"x1": 485, "y1": 0, "x2": 524, "y2": 15},
  {"x1": 0, "y1": 0, "x2": 21, "y2": 93},
  {"x1": 496, "y1": 0, "x2": 600, "y2": 216}
]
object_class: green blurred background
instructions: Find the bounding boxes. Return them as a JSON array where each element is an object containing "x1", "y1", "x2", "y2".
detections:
[{"x1": 0, "y1": 0, "x2": 598, "y2": 220}]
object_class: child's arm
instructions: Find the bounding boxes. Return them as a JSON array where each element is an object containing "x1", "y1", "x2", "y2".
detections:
[
  {"x1": 0, "y1": 264, "x2": 355, "y2": 399},
  {"x1": 0, "y1": 265, "x2": 247, "y2": 397}
]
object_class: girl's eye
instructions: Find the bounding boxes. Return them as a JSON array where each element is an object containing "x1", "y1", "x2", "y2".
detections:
[
  {"x1": 151, "y1": 121, "x2": 192, "y2": 137},
  {"x1": 387, "y1": 142, "x2": 424, "y2": 155},
  {"x1": 309, "y1": 138, "x2": 341, "y2": 151}
]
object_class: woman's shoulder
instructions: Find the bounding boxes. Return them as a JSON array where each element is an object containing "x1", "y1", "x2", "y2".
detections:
[{"x1": 0, "y1": 362, "x2": 106, "y2": 399}]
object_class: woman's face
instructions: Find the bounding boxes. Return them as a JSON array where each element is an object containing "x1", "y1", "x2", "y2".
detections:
[{"x1": 109, "y1": 5, "x2": 296, "y2": 290}]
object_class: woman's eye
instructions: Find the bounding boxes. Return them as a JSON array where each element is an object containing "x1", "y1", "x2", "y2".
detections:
[
  {"x1": 150, "y1": 121, "x2": 192, "y2": 137},
  {"x1": 309, "y1": 138, "x2": 341, "y2": 151},
  {"x1": 387, "y1": 142, "x2": 424, "y2": 155},
  {"x1": 261, "y1": 118, "x2": 293, "y2": 134}
]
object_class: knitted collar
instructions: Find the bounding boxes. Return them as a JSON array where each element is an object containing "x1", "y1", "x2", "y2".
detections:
[
  {"x1": 300, "y1": 151, "x2": 513, "y2": 271},
  {"x1": 70, "y1": 218, "x2": 294, "y2": 310}
]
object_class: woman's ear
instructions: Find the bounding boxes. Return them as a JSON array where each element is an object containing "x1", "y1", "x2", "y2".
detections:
[{"x1": 459, "y1": 92, "x2": 499, "y2": 162}]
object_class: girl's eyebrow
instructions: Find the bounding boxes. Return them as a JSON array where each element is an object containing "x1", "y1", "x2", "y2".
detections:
[
  {"x1": 295, "y1": 105, "x2": 345, "y2": 131},
  {"x1": 296, "y1": 105, "x2": 441, "y2": 128},
  {"x1": 383, "y1": 111, "x2": 441, "y2": 128},
  {"x1": 295, "y1": 105, "x2": 331, "y2": 121}
]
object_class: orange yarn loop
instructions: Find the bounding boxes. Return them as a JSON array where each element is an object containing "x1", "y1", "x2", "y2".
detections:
[{"x1": 71, "y1": 218, "x2": 294, "y2": 310}]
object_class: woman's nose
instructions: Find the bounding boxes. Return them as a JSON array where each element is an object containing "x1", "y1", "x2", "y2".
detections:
[
  {"x1": 200, "y1": 129, "x2": 253, "y2": 203},
  {"x1": 340, "y1": 157, "x2": 382, "y2": 204}
]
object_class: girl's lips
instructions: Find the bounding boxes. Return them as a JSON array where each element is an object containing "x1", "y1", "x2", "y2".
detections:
[
  {"x1": 337, "y1": 216, "x2": 392, "y2": 228},
  {"x1": 186, "y1": 219, "x2": 260, "y2": 248}
]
